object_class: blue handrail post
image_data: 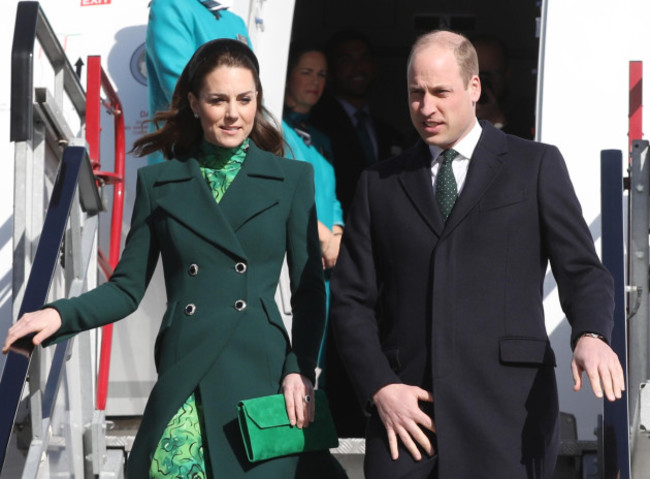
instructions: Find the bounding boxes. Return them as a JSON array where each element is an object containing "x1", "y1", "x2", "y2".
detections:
[{"x1": 600, "y1": 148, "x2": 631, "y2": 479}]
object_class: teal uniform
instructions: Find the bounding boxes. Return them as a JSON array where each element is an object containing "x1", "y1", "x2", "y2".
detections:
[
  {"x1": 282, "y1": 117, "x2": 344, "y2": 372},
  {"x1": 283, "y1": 108, "x2": 335, "y2": 167},
  {"x1": 282, "y1": 116, "x2": 343, "y2": 231}
]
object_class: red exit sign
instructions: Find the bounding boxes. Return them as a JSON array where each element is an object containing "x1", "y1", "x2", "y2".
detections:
[{"x1": 81, "y1": 0, "x2": 111, "y2": 5}]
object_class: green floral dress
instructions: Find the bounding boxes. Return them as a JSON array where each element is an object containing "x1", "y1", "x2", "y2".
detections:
[{"x1": 149, "y1": 139, "x2": 248, "y2": 479}]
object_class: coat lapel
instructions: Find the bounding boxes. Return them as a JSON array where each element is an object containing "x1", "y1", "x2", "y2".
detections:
[
  {"x1": 397, "y1": 141, "x2": 445, "y2": 237},
  {"x1": 218, "y1": 142, "x2": 283, "y2": 232},
  {"x1": 442, "y1": 123, "x2": 507, "y2": 237},
  {"x1": 153, "y1": 156, "x2": 248, "y2": 259}
]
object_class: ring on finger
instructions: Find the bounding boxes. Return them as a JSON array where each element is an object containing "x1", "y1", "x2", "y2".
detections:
[{"x1": 304, "y1": 394, "x2": 312, "y2": 404}]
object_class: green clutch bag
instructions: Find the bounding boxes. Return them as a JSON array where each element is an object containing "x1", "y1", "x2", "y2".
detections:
[{"x1": 237, "y1": 390, "x2": 339, "y2": 462}]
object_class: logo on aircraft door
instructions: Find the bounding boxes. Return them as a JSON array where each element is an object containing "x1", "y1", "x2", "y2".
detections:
[{"x1": 81, "y1": 0, "x2": 111, "y2": 5}]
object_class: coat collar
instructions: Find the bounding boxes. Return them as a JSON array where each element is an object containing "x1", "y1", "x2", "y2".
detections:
[
  {"x1": 397, "y1": 121, "x2": 508, "y2": 238},
  {"x1": 398, "y1": 140, "x2": 445, "y2": 237},
  {"x1": 152, "y1": 141, "x2": 284, "y2": 259},
  {"x1": 442, "y1": 121, "x2": 507, "y2": 237}
]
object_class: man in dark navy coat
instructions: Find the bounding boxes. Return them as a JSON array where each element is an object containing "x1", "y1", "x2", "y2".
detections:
[{"x1": 330, "y1": 30, "x2": 625, "y2": 479}]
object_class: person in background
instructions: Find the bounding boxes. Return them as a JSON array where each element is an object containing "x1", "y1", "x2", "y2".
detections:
[
  {"x1": 4, "y1": 39, "x2": 334, "y2": 479},
  {"x1": 310, "y1": 30, "x2": 405, "y2": 216},
  {"x1": 331, "y1": 30, "x2": 624, "y2": 478},
  {"x1": 146, "y1": 0, "x2": 251, "y2": 164},
  {"x1": 471, "y1": 33, "x2": 536, "y2": 139},
  {"x1": 309, "y1": 31, "x2": 406, "y2": 439},
  {"x1": 282, "y1": 43, "x2": 344, "y2": 385}
]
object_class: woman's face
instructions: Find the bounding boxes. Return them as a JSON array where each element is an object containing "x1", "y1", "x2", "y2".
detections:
[
  {"x1": 188, "y1": 66, "x2": 258, "y2": 148},
  {"x1": 285, "y1": 51, "x2": 327, "y2": 114}
]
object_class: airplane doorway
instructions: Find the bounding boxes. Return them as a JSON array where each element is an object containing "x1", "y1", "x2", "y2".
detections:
[{"x1": 290, "y1": 0, "x2": 540, "y2": 143}]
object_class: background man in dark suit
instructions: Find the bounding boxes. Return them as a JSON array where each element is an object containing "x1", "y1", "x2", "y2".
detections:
[
  {"x1": 310, "y1": 30, "x2": 406, "y2": 438},
  {"x1": 310, "y1": 30, "x2": 405, "y2": 216},
  {"x1": 330, "y1": 30, "x2": 625, "y2": 478}
]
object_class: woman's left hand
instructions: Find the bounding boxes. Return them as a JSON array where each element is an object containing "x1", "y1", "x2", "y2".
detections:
[{"x1": 281, "y1": 373, "x2": 315, "y2": 429}]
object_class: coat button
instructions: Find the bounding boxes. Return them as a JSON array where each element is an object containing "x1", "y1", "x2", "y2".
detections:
[
  {"x1": 188, "y1": 264, "x2": 199, "y2": 276},
  {"x1": 184, "y1": 303, "x2": 196, "y2": 316},
  {"x1": 234, "y1": 300, "x2": 247, "y2": 311},
  {"x1": 235, "y1": 262, "x2": 247, "y2": 273}
]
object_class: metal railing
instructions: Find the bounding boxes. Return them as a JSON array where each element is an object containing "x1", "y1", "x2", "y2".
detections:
[
  {"x1": 0, "y1": 146, "x2": 101, "y2": 475},
  {"x1": 1, "y1": 2, "x2": 126, "y2": 477},
  {"x1": 10, "y1": 1, "x2": 85, "y2": 144},
  {"x1": 601, "y1": 148, "x2": 631, "y2": 479},
  {"x1": 84, "y1": 55, "x2": 126, "y2": 412},
  {"x1": 625, "y1": 140, "x2": 650, "y2": 479}
]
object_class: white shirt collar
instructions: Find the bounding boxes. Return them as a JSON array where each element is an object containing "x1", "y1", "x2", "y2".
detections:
[{"x1": 428, "y1": 119, "x2": 482, "y2": 163}]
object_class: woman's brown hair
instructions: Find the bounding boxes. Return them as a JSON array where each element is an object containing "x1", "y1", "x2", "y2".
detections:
[{"x1": 132, "y1": 39, "x2": 284, "y2": 159}]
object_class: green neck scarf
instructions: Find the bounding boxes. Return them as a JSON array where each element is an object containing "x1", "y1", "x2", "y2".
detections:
[{"x1": 197, "y1": 139, "x2": 248, "y2": 204}]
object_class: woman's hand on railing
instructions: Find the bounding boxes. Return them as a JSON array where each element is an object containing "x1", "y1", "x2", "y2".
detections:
[{"x1": 2, "y1": 307, "x2": 62, "y2": 355}]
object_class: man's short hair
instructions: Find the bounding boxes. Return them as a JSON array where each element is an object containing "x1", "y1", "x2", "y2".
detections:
[{"x1": 408, "y1": 30, "x2": 478, "y2": 87}]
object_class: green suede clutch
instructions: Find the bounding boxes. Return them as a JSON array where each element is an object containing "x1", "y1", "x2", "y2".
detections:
[{"x1": 237, "y1": 390, "x2": 339, "y2": 462}]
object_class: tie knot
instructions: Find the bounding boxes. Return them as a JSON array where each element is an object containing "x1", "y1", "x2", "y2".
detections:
[{"x1": 440, "y1": 149, "x2": 459, "y2": 165}]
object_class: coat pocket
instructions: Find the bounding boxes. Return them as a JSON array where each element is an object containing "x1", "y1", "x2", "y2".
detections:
[
  {"x1": 479, "y1": 189, "x2": 527, "y2": 212},
  {"x1": 260, "y1": 297, "x2": 292, "y2": 346},
  {"x1": 499, "y1": 336, "x2": 556, "y2": 366}
]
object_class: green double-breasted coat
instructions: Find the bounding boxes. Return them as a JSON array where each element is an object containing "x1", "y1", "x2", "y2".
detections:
[{"x1": 45, "y1": 142, "x2": 326, "y2": 477}]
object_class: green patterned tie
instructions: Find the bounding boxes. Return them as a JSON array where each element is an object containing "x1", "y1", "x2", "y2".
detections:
[{"x1": 436, "y1": 149, "x2": 459, "y2": 221}]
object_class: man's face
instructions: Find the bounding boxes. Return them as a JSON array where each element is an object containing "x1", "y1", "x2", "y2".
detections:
[
  {"x1": 331, "y1": 40, "x2": 375, "y2": 99},
  {"x1": 407, "y1": 44, "x2": 480, "y2": 149}
]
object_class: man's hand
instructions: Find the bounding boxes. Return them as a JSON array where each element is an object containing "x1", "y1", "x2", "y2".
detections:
[
  {"x1": 373, "y1": 383, "x2": 435, "y2": 461},
  {"x1": 571, "y1": 335, "x2": 625, "y2": 401}
]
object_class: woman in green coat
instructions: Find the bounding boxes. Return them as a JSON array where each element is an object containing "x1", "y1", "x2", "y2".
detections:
[{"x1": 3, "y1": 39, "x2": 330, "y2": 478}]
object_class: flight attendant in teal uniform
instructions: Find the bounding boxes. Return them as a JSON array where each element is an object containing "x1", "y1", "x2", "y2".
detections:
[
  {"x1": 4, "y1": 39, "x2": 338, "y2": 478},
  {"x1": 282, "y1": 43, "x2": 344, "y2": 377}
]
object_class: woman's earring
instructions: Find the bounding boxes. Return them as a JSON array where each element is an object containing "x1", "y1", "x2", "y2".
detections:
[{"x1": 193, "y1": 112, "x2": 199, "y2": 119}]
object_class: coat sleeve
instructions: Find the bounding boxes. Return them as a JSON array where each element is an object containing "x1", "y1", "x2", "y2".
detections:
[
  {"x1": 537, "y1": 145, "x2": 615, "y2": 346},
  {"x1": 43, "y1": 169, "x2": 161, "y2": 345},
  {"x1": 282, "y1": 163, "x2": 326, "y2": 384},
  {"x1": 330, "y1": 170, "x2": 402, "y2": 410}
]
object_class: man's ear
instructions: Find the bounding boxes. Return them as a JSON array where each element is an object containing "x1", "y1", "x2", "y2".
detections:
[{"x1": 469, "y1": 75, "x2": 481, "y2": 103}]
